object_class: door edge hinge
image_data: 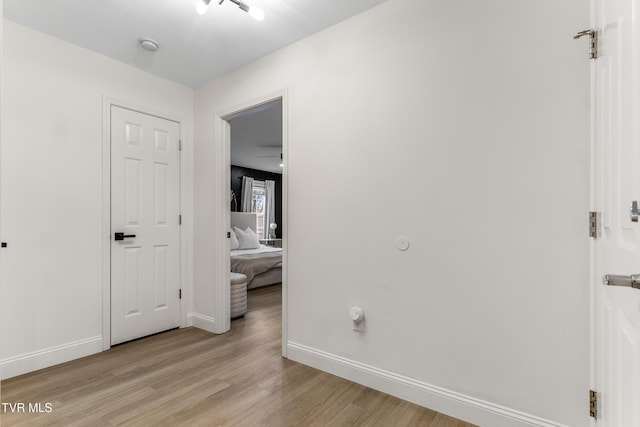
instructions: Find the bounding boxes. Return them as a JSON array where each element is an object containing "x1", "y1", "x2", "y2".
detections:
[
  {"x1": 179, "y1": 140, "x2": 183, "y2": 152},
  {"x1": 179, "y1": 214, "x2": 182, "y2": 225},
  {"x1": 590, "y1": 389, "x2": 598, "y2": 418},
  {"x1": 179, "y1": 289, "x2": 182, "y2": 300},
  {"x1": 589, "y1": 211, "x2": 601, "y2": 238},
  {"x1": 574, "y1": 29, "x2": 598, "y2": 59}
]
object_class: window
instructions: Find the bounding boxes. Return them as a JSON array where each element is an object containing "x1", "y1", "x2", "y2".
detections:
[{"x1": 251, "y1": 181, "x2": 266, "y2": 239}]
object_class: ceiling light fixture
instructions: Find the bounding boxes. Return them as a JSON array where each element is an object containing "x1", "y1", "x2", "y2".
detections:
[
  {"x1": 222, "y1": 0, "x2": 265, "y2": 21},
  {"x1": 196, "y1": 0, "x2": 264, "y2": 20},
  {"x1": 195, "y1": 0, "x2": 211, "y2": 15}
]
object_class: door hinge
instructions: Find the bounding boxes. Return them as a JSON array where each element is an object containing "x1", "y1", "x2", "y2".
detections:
[
  {"x1": 589, "y1": 211, "x2": 600, "y2": 238},
  {"x1": 179, "y1": 214, "x2": 182, "y2": 225},
  {"x1": 574, "y1": 29, "x2": 598, "y2": 59},
  {"x1": 590, "y1": 389, "x2": 598, "y2": 418},
  {"x1": 179, "y1": 140, "x2": 182, "y2": 152},
  {"x1": 179, "y1": 289, "x2": 182, "y2": 300}
]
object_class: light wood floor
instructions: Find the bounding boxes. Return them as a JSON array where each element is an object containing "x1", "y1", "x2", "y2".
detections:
[{"x1": 0, "y1": 285, "x2": 476, "y2": 426}]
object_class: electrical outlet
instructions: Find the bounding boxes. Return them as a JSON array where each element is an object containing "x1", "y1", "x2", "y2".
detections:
[{"x1": 349, "y1": 306, "x2": 364, "y2": 332}]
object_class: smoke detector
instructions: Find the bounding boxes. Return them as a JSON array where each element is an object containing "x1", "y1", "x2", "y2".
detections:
[{"x1": 139, "y1": 38, "x2": 159, "y2": 52}]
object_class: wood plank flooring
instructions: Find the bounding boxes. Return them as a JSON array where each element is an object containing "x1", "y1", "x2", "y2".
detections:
[{"x1": 0, "y1": 285, "x2": 476, "y2": 426}]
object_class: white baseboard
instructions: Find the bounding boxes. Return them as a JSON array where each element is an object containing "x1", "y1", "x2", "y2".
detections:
[
  {"x1": 287, "y1": 341, "x2": 568, "y2": 427},
  {"x1": 0, "y1": 336, "x2": 103, "y2": 380},
  {"x1": 188, "y1": 312, "x2": 217, "y2": 333}
]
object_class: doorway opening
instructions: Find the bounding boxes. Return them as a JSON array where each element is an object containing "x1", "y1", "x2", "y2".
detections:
[{"x1": 223, "y1": 95, "x2": 287, "y2": 355}]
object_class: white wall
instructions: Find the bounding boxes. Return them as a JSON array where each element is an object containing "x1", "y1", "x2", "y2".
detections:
[
  {"x1": 194, "y1": 0, "x2": 590, "y2": 425},
  {"x1": 0, "y1": 20, "x2": 194, "y2": 378}
]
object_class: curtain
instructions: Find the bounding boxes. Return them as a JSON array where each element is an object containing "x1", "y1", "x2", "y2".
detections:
[
  {"x1": 264, "y1": 180, "x2": 276, "y2": 238},
  {"x1": 240, "y1": 176, "x2": 254, "y2": 212}
]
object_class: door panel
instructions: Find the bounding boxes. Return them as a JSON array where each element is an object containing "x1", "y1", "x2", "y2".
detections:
[
  {"x1": 111, "y1": 106, "x2": 180, "y2": 345},
  {"x1": 594, "y1": 0, "x2": 640, "y2": 423},
  {"x1": 124, "y1": 246, "x2": 142, "y2": 316}
]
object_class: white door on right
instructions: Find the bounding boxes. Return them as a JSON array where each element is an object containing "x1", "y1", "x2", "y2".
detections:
[{"x1": 594, "y1": 0, "x2": 640, "y2": 424}]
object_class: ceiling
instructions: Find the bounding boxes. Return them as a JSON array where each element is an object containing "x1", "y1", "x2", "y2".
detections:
[
  {"x1": 3, "y1": 0, "x2": 387, "y2": 88},
  {"x1": 230, "y1": 99, "x2": 282, "y2": 174}
]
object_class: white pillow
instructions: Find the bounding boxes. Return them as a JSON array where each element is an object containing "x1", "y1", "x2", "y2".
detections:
[
  {"x1": 233, "y1": 226, "x2": 260, "y2": 249},
  {"x1": 230, "y1": 229, "x2": 240, "y2": 250}
]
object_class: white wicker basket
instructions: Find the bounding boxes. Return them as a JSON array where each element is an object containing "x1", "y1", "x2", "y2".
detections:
[{"x1": 230, "y1": 272, "x2": 248, "y2": 318}]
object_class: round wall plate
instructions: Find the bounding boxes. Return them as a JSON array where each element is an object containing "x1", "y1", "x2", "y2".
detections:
[
  {"x1": 139, "y1": 38, "x2": 159, "y2": 52},
  {"x1": 396, "y1": 236, "x2": 410, "y2": 251}
]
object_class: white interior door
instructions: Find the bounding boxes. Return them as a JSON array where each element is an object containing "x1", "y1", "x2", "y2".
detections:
[
  {"x1": 594, "y1": 0, "x2": 640, "y2": 424},
  {"x1": 111, "y1": 106, "x2": 181, "y2": 345}
]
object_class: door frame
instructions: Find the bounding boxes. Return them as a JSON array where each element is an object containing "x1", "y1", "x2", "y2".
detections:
[
  {"x1": 588, "y1": 1, "x2": 596, "y2": 423},
  {"x1": 214, "y1": 89, "x2": 289, "y2": 356},
  {"x1": 587, "y1": 0, "x2": 637, "y2": 422},
  {"x1": 101, "y1": 96, "x2": 189, "y2": 350}
]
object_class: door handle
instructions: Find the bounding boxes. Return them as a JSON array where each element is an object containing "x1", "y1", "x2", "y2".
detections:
[
  {"x1": 114, "y1": 232, "x2": 136, "y2": 241},
  {"x1": 603, "y1": 274, "x2": 640, "y2": 289}
]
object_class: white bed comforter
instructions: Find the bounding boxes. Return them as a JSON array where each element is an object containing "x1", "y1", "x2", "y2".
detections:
[
  {"x1": 231, "y1": 245, "x2": 282, "y2": 256},
  {"x1": 230, "y1": 245, "x2": 282, "y2": 284}
]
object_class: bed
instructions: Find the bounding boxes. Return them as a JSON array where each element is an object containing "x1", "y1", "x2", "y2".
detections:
[{"x1": 230, "y1": 212, "x2": 282, "y2": 289}]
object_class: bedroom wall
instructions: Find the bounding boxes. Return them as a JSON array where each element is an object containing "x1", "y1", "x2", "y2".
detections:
[
  {"x1": 0, "y1": 20, "x2": 194, "y2": 378},
  {"x1": 194, "y1": 0, "x2": 590, "y2": 426},
  {"x1": 230, "y1": 165, "x2": 282, "y2": 238}
]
